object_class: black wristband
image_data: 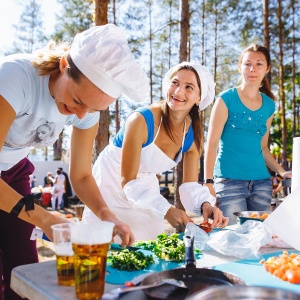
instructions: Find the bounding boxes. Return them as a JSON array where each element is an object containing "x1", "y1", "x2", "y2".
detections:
[
  {"x1": 10, "y1": 194, "x2": 35, "y2": 217},
  {"x1": 204, "y1": 179, "x2": 214, "y2": 184}
]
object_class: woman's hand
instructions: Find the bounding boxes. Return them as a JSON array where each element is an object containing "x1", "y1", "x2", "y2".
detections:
[
  {"x1": 201, "y1": 202, "x2": 229, "y2": 228},
  {"x1": 99, "y1": 208, "x2": 135, "y2": 248},
  {"x1": 165, "y1": 206, "x2": 193, "y2": 229},
  {"x1": 281, "y1": 171, "x2": 292, "y2": 179},
  {"x1": 39, "y1": 213, "x2": 70, "y2": 242}
]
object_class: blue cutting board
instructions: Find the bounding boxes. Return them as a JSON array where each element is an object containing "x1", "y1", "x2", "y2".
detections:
[
  {"x1": 105, "y1": 249, "x2": 203, "y2": 285},
  {"x1": 213, "y1": 250, "x2": 300, "y2": 294}
]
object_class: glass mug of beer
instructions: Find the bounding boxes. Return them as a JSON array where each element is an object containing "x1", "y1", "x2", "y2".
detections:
[
  {"x1": 70, "y1": 221, "x2": 115, "y2": 300},
  {"x1": 51, "y1": 223, "x2": 75, "y2": 286}
]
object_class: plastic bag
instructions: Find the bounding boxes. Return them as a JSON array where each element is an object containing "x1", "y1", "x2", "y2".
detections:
[
  {"x1": 185, "y1": 220, "x2": 273, "y2": 260},
  {"x1": 185, "y1": 222, "x2": 212, "y2": 251},
  {"x1": 208, "y1": 220, "x2": 273, "y2": 260}
]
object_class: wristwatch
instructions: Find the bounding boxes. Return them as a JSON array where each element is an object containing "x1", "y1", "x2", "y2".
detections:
[{"x1": 204, "y1": 179, "x2": 214, "y2": 184}]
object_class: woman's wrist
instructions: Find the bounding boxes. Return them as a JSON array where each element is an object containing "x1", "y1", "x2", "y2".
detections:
[
  {"x1": 200, "y1": 201, "x2": 211, "y2": 214},
  {"x1": 281, "y1": 171, "x2": 291, "y2": 178},
  {"x1": 98, "y1": 207, "x2": 116, "y2": 220}
]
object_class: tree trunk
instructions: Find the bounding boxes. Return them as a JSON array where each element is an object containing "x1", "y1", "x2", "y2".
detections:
[
  {"x1": 291, "y1": 0, "x2": 297, "y2": 137},
  {"x1": 263, "y1": 0, "x2": 271, "y2": 86},
  {"x1": 179, "y1": 0, "x2": 189, "y2": 63},
  {"x1": 277, "y1": 0, "x2": 287, "y2": 169},
  {"x1": 93, "y1": 0, "x2": 110, "y2": 159},
  {"x1": 148, "y1": 0, "x2": 153, "y2": 104},
  {"x1": 174, "y1": 0, "x2": 190, "y2": 230}
]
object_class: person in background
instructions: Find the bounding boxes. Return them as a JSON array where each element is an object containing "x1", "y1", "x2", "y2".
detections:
[
  {"x1": 58, "y1": 167, "x2": 72, "y2": 208},
  {"x1": 51, "y1": 168, "x2": 65, "y2": 211},
  {"x1": 83, "y1": 62, "x2": 229, "y2": 241},
  {"x1": 44, "y1": 171, "x2": 54, "y2": 187},
  {"x1": 204, "y1": 44, "x2": 292, "y2": 225},
  {"x1": 29, "y1": 174, "x2": 36, "y2": 189},
  {"x1": 0, "y1": 24, "x2": 148, "y2": 299}
]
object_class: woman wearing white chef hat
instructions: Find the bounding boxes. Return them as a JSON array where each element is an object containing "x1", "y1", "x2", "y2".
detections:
[
  {"x1": 83, "y1": 61, "x2": 229, "y2": 241},
  {"x1": 0, "y1": 24, "x2": 148, "y2": 299}
]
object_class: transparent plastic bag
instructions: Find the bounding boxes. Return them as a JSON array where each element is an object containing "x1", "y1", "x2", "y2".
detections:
[
  {"x1": 185, "y1": 220, "x2": 273, "y2": 260},
  {"x1": 185, "y1": 222, "x2": 212, "y2": 251},
  {"x1": 207, "y1": 220, "x2": 273, "y2": 260}
]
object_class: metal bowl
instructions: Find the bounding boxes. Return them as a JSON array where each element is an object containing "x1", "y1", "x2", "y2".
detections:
[
  {"x1": 186, "y1": 285, "x2": 300, "y2": 300},
  {"x1": 233, "y1": 211, "x2": 271, "y2": 225}
]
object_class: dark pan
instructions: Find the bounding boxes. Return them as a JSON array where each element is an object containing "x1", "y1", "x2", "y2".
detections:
[{"x1": 140, "y1": 235, "x2": 245, "y2": 300}]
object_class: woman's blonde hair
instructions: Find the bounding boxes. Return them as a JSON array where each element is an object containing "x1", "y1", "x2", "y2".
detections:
[{"x1": 32, "y1": 40, "x2": 84, "y2": 83}]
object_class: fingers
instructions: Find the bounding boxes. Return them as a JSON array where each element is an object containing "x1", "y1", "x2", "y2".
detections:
[
  {"x1": 113, "y1": 223, "x2": 135, "y2": 247},
  {"x1": 166, "y1": 207, "x2": 190, "y2": 229},
  {"x1": 210, "y1": 207, "x2": 227, "y2": 228}
]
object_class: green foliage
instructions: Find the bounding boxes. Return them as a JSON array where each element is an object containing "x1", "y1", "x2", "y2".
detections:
[
  {"x1": 7, "y1": 0, "x2": 47, "y2": 55},
  {"x1": 52, "y1": 0, "x2": 94, "y2": 42}
]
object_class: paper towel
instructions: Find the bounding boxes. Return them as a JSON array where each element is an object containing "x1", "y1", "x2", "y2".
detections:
[
  {"x1": 264, "y1": 185, "x2": 300, "y2": 250},
  {"x1": 292, "y1": 137, "x2": 300, "y2": 192}
]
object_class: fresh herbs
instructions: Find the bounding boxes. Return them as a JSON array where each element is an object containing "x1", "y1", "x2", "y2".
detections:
[
  {"x1": 107, "y1": 249, "x2": 154, "y2": 271},
  {"x1": 134, "y1": 233, "x2": 185, "y2": 262},
  {"x1": 132, "y1": 239, "x2": 157, "y2": 251},
  {"x1": 108, "y1": 233, "x2": 187, "y2": 271},
  {"x1": 153, "y1": 233, "x2": 185, "y2": 261}
]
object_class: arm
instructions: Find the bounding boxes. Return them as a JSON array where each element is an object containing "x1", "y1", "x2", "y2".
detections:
[
  {"x1": 69, "y1": 123, "x2": 134, "y2": 247},
  {"x1": 204, "y1": 97, "x2": 228, "y2": 196},
  {"x1": 0, "y1": 95, "x2": 68, "y2": 240},
  {"x1": 121, "y1": 112, "x2": 191, "y2": 228},
  {"x1": 179, "y1": 143, "x2": 229, "y2": 228},
  {"x1": 261, "y1": 116, "x2": 291, "y2": 179},
  {"x1": 120, "y1": 112, "x2": 147, "y2": 186}
]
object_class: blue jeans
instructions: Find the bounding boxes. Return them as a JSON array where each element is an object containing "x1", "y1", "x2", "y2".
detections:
[{"x1": 214, "y1": 178, "x2": 272, "y2": 225}]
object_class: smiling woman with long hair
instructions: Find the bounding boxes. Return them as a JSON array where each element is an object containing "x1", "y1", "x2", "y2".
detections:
[{"x1": 83, "y1": 62, "x2": 229, "y2": 241}]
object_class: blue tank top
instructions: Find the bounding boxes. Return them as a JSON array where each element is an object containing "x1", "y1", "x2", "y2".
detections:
[
  {"x1": 113, "y1": 107, "x2": 194, "y2": 158},
  {"x1": 214, "y1": 87, "x2": 275, "y2": 180}
]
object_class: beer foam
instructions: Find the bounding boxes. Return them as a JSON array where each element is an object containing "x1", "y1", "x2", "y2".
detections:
[
  {"x1": 54, "y1": 243, "x2": 74, "y2": 256},
  {"x1": 70, "y1": 221, "x2": 115, "y2": 245}
]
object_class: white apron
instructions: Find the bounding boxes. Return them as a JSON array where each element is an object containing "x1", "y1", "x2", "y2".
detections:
[{"x1": 82, "y1": 120, "x2": 187, "y2": 241}]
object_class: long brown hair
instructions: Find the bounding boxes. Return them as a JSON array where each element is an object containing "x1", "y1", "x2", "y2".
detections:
[
  {"x1": 32, "y1": 40, "x2": 84, "y2": 84},
  {"x1": 161, "y1": 64, "x2": 203, "y2": 154},
  {"x1": 238, "y1": 43, "x2": 275, "y2": 100}
]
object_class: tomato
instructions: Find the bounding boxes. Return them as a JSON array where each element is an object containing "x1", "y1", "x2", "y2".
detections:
[
  {"x1": 260, "y1": 251, "x2": 300, "y2": 284},
  {"x1": 124, "y1": 281, "x2": 135, "y2": 287},
  {"x1": 199, "y1": 221, "x2": 212, "y2": 233},
  {"x1": 286, "y1": 269, "x2": 300, "y2": 284}
]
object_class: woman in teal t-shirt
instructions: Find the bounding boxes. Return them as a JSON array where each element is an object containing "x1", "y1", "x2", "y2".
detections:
[{"x1": 204, "y1": 44, "x2": 292, "y2": 225}]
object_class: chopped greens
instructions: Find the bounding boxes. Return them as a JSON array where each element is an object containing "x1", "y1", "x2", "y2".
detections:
[
  {"x1": 132, "y1": 239, "x2": 157, "y2": 251},
  {"x1": 108, "y1": 233, "x2": 199, "y2": 271},
  {"x1": 154, "y1": 233, "x2": 185, "y2": 261},
  {"x1": 107, "y1": 249, "x2": 154, "y2": 271},
  {"x1": 134, "y1": 233, "x2": 185, "y2": 262}
]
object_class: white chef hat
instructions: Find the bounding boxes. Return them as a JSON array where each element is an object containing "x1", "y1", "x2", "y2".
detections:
[
  {"x1": 162, "y1": 61, "x2": 216, "y2": 111},
  {"x1": 70, "y1": 24, "x2": 149, "y2": 102}
]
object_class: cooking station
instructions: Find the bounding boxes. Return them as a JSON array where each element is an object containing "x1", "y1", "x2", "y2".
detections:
[{"x1": 10, "y1": 240, "x2": 300, "y2": 300}]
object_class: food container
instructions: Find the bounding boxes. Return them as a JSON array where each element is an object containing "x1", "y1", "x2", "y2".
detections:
[
  {"x1": 186, "y1": 285, "x2": 300, "y2": 300},
  {"x1": 233, "y1": 211, "x2": 271, "y2": 225}
]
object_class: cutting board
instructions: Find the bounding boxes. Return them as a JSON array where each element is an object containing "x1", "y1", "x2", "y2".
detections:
[
  {"x1": 213, "y1": 250, "x2": 300, "y2": 294},
  {"x1": 105, "y1": 249, "x2": 203, "y2": 285}
]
